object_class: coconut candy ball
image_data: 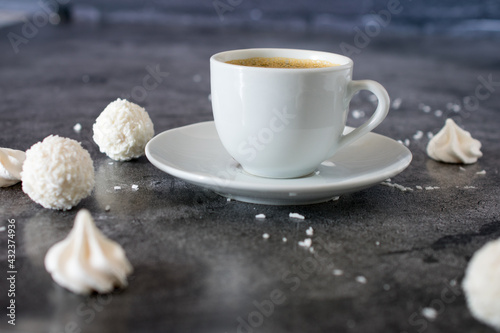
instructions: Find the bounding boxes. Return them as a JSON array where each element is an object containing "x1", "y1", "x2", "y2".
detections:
[
  {"x1": 462, "y1": 238, "x2": 500, "y2": 330},
  {"x1": 22, "y1": 135, "x2": 95, "y2": 210},
  {"x1": 93, "y1": 99, "x2": 154, "y2": 161}
]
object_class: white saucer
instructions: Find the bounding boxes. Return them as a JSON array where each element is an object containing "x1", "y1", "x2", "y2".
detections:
[{"x1": 145, "y1": 121, "x2": 412, "y2": 205}]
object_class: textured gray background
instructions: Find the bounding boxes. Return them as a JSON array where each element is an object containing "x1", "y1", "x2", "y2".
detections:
[{"x1": 0, "y1": 1, "x2": 500, "y2": 333}]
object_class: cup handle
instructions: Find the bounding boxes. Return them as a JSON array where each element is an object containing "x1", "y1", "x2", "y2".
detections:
[{"x1": 333, "y1": 79, "x2": 390, "y2": 154}]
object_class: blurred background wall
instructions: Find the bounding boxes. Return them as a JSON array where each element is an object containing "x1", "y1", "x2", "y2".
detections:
[{"x1": 1, "y1": 0, "x2": 500, "y2": 37}]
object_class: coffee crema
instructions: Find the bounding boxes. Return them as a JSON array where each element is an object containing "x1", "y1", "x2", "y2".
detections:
[{"x1": 225, "y1": 57, "x2": 338, "y2": 69}]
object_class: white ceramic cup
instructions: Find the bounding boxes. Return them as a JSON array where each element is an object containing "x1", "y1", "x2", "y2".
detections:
[{"x1": 210, "y1": 48, "x2": 390, "y2": 179}]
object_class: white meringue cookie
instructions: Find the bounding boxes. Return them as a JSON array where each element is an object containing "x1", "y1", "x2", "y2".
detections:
[
  {"x1": 0, "y1": 148, "x2": 25, "y2": 187},
  {"x1": 44, "y1": 209, "x2": 133, "y2": 295},
  {"x1": 427, "y1": 118, "x2": 482, "y2": 164}
]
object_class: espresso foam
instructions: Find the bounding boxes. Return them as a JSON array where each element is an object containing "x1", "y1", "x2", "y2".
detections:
[{"x1": 225, "y1": 57, "x2": 338, "y2": 69}]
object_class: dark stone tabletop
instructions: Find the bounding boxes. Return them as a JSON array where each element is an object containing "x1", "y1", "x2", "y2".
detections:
[{"x1": 0, "y1": 20, "x2": 499, "y2": 333}]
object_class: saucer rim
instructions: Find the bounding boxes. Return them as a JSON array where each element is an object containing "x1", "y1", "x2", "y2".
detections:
[{"x1": 145, "y1": 121, "x2": 412, "y2": 201}]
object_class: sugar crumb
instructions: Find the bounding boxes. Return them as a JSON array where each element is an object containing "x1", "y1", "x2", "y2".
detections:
[
  {"x1": 413, "y1": 130, "x2": 424, "y2": 140},
  {"x1": 105, "y1": 205, "x2": 111, "y2": 211},
  {"x1": 422, "y1": 307, "x2": 438, "y2": 320},
  {"x1": 114, "y1": 186, "x2": 121, "y2": 190},
  {"x1": 289, "y1": 213, "x2": 305, "y2": 220},
  {"x1": 298, "y1": 238, "x2": 312, "y2": 248},
  {"x1": 392, "y1": 98, "x2": 402, "y2": 110},
  {"x1": 419, "y1": 103, "x2": 431, "y2": 113},
  {"x1": 131, "y1": 184, "x2": 139, "y2": 191},
  {"x1": 73, "y1": 123, "x2": 82, "y2": 133},
  {"x1": 262, "y1": 233, "x2": 270, "y2": 239},
  {"x1": 282, "y1": 237, "x2": 287, "y2": 242},
  {"x1": 476, "y1": 170, "x2": 486, "y2": 175},
  {"x1": 306, "y1": 227, "x2": 314, "y2": 236},
  {"x1": 356, "y1": 276, "x2": 367, "y2": 284},
  {"x1": 255, "y1": 214, "x2": 266, "y2": 219},
  {"x1": 333, "y1": 269, "x2": 344, "y2": 276},
  {"x1": 352, "y1": 110, "x2": 365, "y2": 119},
  {"x1": 0, "y1": 226, "x2": 6, "y2": 232}
]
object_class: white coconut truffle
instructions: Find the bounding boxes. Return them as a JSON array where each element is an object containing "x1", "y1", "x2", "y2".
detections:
[
  {"x1": 93, "y1": 99, "x2": 154, "y2": 161},
  {"x1": 0, "y1": 148, "x2": 26, "y2": 187},
  {"x1": 462, "y1": 238, "x2": 500, "y2": 330},
  {"x1": 22, "y1": 135, "x2": 95, "y2": 210}
]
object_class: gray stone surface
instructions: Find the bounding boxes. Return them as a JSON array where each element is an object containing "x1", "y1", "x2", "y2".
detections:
[{"x1": 0, "y1": 21, "x2": 499, "y2": 333}]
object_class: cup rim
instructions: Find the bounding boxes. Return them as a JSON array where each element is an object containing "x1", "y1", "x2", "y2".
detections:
[{"x1": 210, "y1": 48, "x2": 353, "y2": 71}]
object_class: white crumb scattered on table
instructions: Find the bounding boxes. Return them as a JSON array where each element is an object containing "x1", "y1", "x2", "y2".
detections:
[
  {"x1": 427, "y1": 131, "x2": 434, "y2": 139},
  {"x1": 375, "y1": 241, "x2": 380, "y2": 246},
  {"x1": 419, "y1": 103, "x2": 431, "y2": 113},
  {"x1": 425, "y1": 186, "x2": 440, "y2": 190},
  {"x1": 333, "y1": 269, "x2": 344, "y2": 276},
  {"x1": 404, "y1": 139, "x2": 410, "y2": 147},
  {"x1": 0, "y1": 226, "x2": 5, "y2": 232},
  {"x1": 476, "y1": 170, "x2": 486, "y2": 175},
  {"x1": 282, "y1": 237, "x2": 287, "y2": 242},
  {"x1": 255, "y1": 214, "x2": 266, "y2": 219},
  {"x1": 321, "y1": 161, "x2": 335, "y2": 167},
  {"x1": 306, "y1": 227, "x2": 314, "y2": 236},
  {"x1": 464, "y1": 186, "x2": 477, "y2": 189},
  {"x1": 422, "y1": 307, "x2": 438, "y2": 320},
  {"x1": 289, "y1": 213, "x2": 305, "y2": 220},
  {"x1": 392, "y1": 98, "x2": 402, "y2": 110},
  {"x1": 262, "y1": 233, "x2": 269, "y2": 239},
  {"x1": 434, "y1": 110, "x2": 443, "y2": 117},
  {"x1": 114, "y1": 186, "x2": 121, "y2": 190},
  {"x1": 383, "y1": 284, "x2": 391, "y2": 291},
  {"x1": 298, "y1": 238, "x2": 312, "y2": 248},
  {"x1": 356, "y1": 276, "x2": 367, "y2": 284},
  {"x1": 73, "y1": 123, "x2": 82, "y2": 133},
  {"x1": 352, "y1": 110, "x2": 365, "y2": 119},
  {"x1": 416, "y1": 186, "x2": 423, "y2": 190},
  {"x1": 413, "y1": 130, "x2": 424, "y2": 140},
  {"x1": 459, "y1": 166, "x2": 466, "y2": 171},
  {"x1": 105, "y1": 205, "x2": 111, "y2": 211},
  {"x1": 131, "y1": 184, "x2": 139, "y2": 191},
  {"x1": 381, "y1": 181, "x2": 413, "y2": 192},
  {"x1": 332, "y1": 196, "x2": 340, "y2": 201},
  {"x1": 309, "y1": 247, "x2": 314, "y2": 253}
]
